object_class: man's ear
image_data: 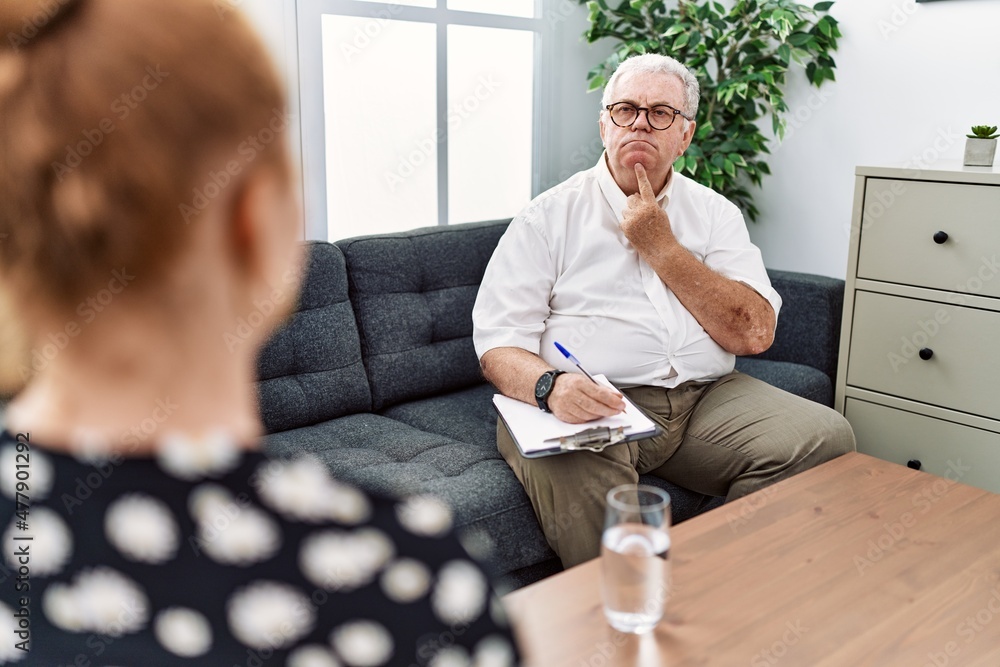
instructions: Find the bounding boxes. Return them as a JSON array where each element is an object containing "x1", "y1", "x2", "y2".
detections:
[
  {"x1": 598, "y1": 114, "x2": 607, "y2": 146},
  {"x1": 681, "y1": 119, "x2": 697, "y2": 152}
]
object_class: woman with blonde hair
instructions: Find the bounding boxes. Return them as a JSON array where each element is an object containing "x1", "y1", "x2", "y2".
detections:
[{"x1": 0, "y1": 0, "x2": 520, "y2": 664}]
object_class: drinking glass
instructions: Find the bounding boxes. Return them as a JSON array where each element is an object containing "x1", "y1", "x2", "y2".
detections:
[{"x1": 600, "y1": 484, "x2": 671, "y2": 634}]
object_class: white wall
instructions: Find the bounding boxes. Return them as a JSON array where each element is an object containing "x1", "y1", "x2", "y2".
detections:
[
  {"x1": 539, "y1": 2, "x2": 614, "y2": 192},
  {"x1": 750, "y1": 0, "x2": 1000, "y2": 279}
]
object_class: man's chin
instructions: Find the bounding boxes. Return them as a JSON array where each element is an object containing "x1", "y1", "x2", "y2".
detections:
[{"x1": 620, "y1": 155, "x2": 657, "y2": 172}]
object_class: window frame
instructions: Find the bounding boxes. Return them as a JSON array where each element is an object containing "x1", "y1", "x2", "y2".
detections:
[{"x1": 295, "y1": 0, "x2": 550, "y2": 241}]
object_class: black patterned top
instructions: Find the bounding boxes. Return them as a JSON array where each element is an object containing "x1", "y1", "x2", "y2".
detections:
[{"x1": 0, "y1": 429, "x2": 520, "y2": 667}]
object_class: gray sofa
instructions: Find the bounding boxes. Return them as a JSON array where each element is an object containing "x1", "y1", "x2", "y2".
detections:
[{"x1": 256, "y1": 219, "x2": 844, "y2": 589}]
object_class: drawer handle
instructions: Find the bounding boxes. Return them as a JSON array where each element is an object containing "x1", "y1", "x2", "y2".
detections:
[
  {"x1": 907, "y1": 459, "x2": 922, "y2": 471},
  {"x1": 933, "y1": 231, "x2": 949, "y2": 244},
  {"x1": 918, "y1": 348, "x2": 934, "y2": 360}
]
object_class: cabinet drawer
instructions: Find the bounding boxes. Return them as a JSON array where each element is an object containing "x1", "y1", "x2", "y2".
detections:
[
  {"x1": 846, "y1": 291, "x2": 1000, "y2": 420},
  {"x1": 858, "y1": 179, "x2": 1000, "y2": 298},
  {"x1": 844, "y1": 398, "x2": 1000, "y2": 493}
]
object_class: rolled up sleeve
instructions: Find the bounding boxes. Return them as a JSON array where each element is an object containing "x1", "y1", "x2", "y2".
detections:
[
  {"x1": 473, "y1": 214, "x2": 556, "y2": 360},
  {"x1": 703, "y1": 204, "x2": 782, "y2": 323}
]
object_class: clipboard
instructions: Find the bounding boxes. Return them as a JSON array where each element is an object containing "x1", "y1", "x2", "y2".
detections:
[{"x1": 493, "y1": 375, "x2": 661, "y2": 458}]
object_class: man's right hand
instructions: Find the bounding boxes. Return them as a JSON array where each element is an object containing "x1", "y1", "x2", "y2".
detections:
[{"x1": 547, "y1": 373, "x2": 626, "y2": 424}]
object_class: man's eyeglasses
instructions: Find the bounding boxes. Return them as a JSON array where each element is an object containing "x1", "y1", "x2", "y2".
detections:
[{"x1": 605, "y1": 102, "x2": 693, "y2": 131}]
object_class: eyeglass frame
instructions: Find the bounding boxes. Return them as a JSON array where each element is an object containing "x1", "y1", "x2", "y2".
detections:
[{"x1": 604, "y1": 101, "x2": 694, "y2": 131}]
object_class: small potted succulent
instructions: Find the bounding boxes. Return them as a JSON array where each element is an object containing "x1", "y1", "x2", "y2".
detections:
[{"x1": 964, "y1": 125, "x2": 998, "y2": 167}]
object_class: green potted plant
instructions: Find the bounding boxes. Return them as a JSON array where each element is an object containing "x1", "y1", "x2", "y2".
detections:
[
  {"x1": 579, "y1": 0, "x2": 840, "y2": 221},
  {"x1": 963, "y1": 125, "x2": 998, "y2": 167}
]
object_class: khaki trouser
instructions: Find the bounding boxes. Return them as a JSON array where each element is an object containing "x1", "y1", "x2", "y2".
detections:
[{"x1": 497, "y1": 372, "x2": 856, "y2": 568}]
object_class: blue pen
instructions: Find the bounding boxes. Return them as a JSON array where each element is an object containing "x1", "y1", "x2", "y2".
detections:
[{"x1": 554, "y1": 342, "x2": 598, "y2": 385}]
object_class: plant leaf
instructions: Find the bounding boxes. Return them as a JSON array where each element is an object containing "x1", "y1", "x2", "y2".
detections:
[{"x1": 777, "y1": 43, "x2": 792, "y2": 65}]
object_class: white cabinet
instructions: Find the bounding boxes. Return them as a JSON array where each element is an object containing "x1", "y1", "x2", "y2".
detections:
[{"x1": 836, "y1": 163, "x2": 1000, "y2": 493}]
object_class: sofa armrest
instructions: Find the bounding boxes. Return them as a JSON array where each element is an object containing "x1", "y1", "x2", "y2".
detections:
[{"x1": 745, "y1": 269, "x2": 845, "y2": 383}]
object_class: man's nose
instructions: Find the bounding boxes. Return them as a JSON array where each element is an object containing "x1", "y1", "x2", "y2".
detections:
[{"x1": 632, "y1": 110, "x2": 652, "y2": 131}]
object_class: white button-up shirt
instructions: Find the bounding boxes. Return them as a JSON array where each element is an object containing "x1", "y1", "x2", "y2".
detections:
[{"x1": 472, "y1": 153, "x2": 782, "y2": 388}]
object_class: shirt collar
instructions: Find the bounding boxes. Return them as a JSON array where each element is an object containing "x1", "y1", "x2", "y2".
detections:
[{"x1": 596, "y1": 151, "x2": 675, "y2": 222}]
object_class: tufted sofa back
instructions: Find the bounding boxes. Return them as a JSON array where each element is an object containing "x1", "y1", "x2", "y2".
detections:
[
  {"x1": 255, "y1": 242, "x2": 372, "y2": 432},
  {"x1": 337, "y1": 220, "x2": 509, "y2": 412}
]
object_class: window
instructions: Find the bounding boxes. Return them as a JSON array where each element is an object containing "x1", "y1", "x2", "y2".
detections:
[{"x1": 297, "y1": 0, "x2": 545, "y2": 241}]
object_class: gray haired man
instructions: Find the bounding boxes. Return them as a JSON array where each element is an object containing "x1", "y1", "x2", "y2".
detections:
[{"x1": 473, "y1": 53, "x2": 855, "y2": 568}]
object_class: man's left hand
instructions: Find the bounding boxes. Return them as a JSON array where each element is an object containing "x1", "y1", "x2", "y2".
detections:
[{"x1": 621, "y1": 163, "x2": 677, "y2": 257}]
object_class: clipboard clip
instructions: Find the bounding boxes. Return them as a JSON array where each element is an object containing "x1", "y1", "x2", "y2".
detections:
[{"x1": 544, "y1": 426, "x2": 627, "y2": 452}]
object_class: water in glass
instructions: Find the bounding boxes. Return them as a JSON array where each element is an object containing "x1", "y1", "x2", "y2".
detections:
[{"x1": 600, "y1": 485, "x2": 671, "y2": 634}]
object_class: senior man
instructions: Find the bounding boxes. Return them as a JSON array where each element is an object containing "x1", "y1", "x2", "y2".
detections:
[{"x1": 472, "y1": 53, "x2": 855, "y2": 568}]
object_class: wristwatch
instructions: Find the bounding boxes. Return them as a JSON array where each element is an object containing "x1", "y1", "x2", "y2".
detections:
[{"x1": 534, "y1": 370, "x2": 565, "y2": 413}]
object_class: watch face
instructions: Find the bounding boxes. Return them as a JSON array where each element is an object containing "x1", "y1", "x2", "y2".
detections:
[{"x1": 535, "y1": 373, "x2": 553, "y2": 398}]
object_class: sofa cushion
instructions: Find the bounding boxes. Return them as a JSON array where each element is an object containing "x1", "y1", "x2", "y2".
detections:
[
  {"x1": 337, "y1": 220, "x2": 509, "y2": 411},
  {"x1": 380, "y1": 383, "x2": 498, "y2": 449},
  {"x1": 734, "y1": 358, "x2": 833, "y2": 407},
  {"x1": 263, "y1": 409, "x2": 722, "y2": 575},
  {"x1": 261, "y1": 412, "x2": 553, "y2": 571},
  {"x1": 255, "y1": 242, "x2": 372, "y2": 433}
]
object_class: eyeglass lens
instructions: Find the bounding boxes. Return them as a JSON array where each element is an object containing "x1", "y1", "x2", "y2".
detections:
[{"x1": 609, "y1": 104, "x2": 677, "y2": 130}]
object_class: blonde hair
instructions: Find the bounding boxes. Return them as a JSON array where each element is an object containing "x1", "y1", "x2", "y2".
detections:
[{"x1": 0, "y1": 0, "x2": 289, "y2": 392}]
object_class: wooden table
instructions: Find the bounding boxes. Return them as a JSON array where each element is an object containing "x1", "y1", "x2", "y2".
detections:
[{"x1": 504, "y1": 452, "x2": 1000, "y2": 666}]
